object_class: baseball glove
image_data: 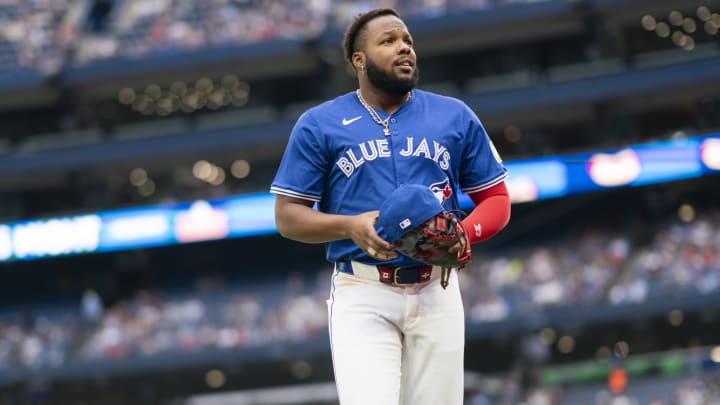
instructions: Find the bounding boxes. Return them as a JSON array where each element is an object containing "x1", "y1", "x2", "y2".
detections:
[{"x1": 392, "y1": 210, "x2": 471, "y2": 270}]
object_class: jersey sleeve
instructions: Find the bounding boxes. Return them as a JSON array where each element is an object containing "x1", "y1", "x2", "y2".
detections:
[
  {"x1": 270, "y1": 111, "x2": 328, "y2": 202},
  {"x1": 458, "y1": 105, "x2": 508, "y2": 194}
]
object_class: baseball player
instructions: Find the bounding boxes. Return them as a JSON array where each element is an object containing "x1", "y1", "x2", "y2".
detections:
[{"x1": 271, "y1": 8, "x2": 511, "y2": 405}]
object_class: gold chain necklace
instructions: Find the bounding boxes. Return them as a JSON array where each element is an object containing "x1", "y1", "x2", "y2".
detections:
[{"x1": 355, "y1": 89, "x2": 411, "y2": 137}]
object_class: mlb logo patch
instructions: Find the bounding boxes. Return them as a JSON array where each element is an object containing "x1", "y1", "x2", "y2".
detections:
[{"x1": 399, "y1": 218, "x2": 412, "y2": 229}]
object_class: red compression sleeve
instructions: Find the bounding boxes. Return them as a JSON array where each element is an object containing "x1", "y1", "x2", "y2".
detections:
[{"x1": 461, "y1": 181, "x2": 511, "y2": 244}]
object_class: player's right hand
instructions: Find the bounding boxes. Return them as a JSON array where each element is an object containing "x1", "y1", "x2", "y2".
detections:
[{"x1": 348, "y1": 211, "x2": 398, "y2": 261}]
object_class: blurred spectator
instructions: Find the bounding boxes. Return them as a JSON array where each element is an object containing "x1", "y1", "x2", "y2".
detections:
[{"x1": 81, "y1": 288, "x2": 103, "y2": 323}]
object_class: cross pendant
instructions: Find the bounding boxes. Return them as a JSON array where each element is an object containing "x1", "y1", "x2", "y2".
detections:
[{"x1": 383, "y1": 127, "x2": 390, "y2": 136}]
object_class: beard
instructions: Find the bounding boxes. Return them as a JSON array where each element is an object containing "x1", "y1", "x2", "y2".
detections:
[{"x1": 365, "y1": 57, "x2": 419, "y2": 96}]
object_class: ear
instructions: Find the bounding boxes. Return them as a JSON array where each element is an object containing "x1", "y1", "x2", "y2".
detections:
[{"x1": 352, "y1": 52, "x2": 365, "y2": 71}]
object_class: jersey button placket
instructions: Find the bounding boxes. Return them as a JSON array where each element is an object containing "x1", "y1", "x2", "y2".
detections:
[{"x1": 390, "y1": 120, "x2": 403, "y2": 184}]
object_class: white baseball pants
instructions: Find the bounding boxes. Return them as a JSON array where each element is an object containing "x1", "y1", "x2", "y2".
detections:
[{"x1": 328, "y1": 262, "x2": 465, "y2": 405}]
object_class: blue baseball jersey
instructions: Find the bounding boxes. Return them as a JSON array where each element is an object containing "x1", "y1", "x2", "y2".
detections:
[{"x1": 271, "y1": 89, "x2": 507, "y2": 266}]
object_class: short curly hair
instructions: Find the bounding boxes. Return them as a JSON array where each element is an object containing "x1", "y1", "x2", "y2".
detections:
[{"x1": 342, "y1": 8, "x2": 401, "y2": 70}]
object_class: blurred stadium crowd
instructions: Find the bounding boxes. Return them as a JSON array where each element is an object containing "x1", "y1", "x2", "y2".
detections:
[
  {"x1": 468, "y1": 208, "x2": 720, "y2": 321},
  {"x1": 1, "y1": 0, "x2": 720, "y2": 404},
  {"x1": 1, "y1": 0, "x2": 539, "y2": 72},
  {"x1": 467, "y1": 371, "x2": 720, "y2": 405}
]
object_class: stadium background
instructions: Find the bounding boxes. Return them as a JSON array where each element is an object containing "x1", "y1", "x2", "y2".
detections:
[{"x1": 1, "y1": 0, "x2": 720, "y2": 404}]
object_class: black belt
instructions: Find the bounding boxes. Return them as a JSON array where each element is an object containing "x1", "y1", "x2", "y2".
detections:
[{"x1": 336, "y1": 260, "x2": 433, "y2": 285}]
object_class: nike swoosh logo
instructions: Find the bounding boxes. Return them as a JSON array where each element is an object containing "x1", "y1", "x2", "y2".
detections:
[{"x1": 342, "y1": 116, "x2": 362, "y2": 126}]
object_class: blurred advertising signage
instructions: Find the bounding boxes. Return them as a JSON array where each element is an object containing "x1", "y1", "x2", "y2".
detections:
[
  {"x1": 701, "y1": 137, "x2": 720, "y2": 170},
  {"x1": 224, "y1": 194, "x2": 276, "y2": 237},
  {"x1": 11, "y1": 215, "x2": 102, "y2": 259},
  {"x1": 502, "y1": 134, "x2": 720, "y2": 203},
  {"x1": 0, "y1": 195, "x2": 275, "y2": 262},
  {"x1": 174, "y1": 200, "x2": 229, "y2": 243},
  {"x1": 573, "y1": 136, "x2": 714, "y2": 191},
  {"x1": 100, "y1": 209, "x2": 173, "y2": 249},
  {"x1": 505, "y1": 159, "x2": 567, "y2": 203}
]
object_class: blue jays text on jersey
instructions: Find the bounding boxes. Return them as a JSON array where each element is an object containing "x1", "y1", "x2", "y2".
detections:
[
  {"x1": 337, "y1": 137, "x2": 452, "y2": 177},
  {"x1": 271, "y1": 89, "x2": 507, "y2": 265}
]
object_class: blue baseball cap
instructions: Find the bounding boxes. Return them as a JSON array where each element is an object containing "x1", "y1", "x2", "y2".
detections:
[{"x1": 378, "y1": 184, "x2": 444, "y2": 243}]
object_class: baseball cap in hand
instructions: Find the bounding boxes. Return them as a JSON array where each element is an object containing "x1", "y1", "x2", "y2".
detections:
[{"x1": 378, "y1": 184, "x2": 444, "y2": 243}]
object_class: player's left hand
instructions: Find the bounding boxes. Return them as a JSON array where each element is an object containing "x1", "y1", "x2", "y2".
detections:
[{"x1": 447, "y1": 227, "x2": 471, "y2": 254}]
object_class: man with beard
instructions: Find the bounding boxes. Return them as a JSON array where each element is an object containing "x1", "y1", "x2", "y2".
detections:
[{"x1": 270, "y1": 8, "x2": 511, "y2": 405}]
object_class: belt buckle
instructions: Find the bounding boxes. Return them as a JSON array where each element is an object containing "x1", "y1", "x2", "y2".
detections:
[{"x1": 392, "y1": 267, "x2": 403, "y2": 285}]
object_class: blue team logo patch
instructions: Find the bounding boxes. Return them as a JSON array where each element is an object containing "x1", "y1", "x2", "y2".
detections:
[
  {"x1": 429, "y1": 177, "x2": 453, "y2": 204},
  {"x1": 399, "y1": 218, "x2": 412, "y2": 229}
]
